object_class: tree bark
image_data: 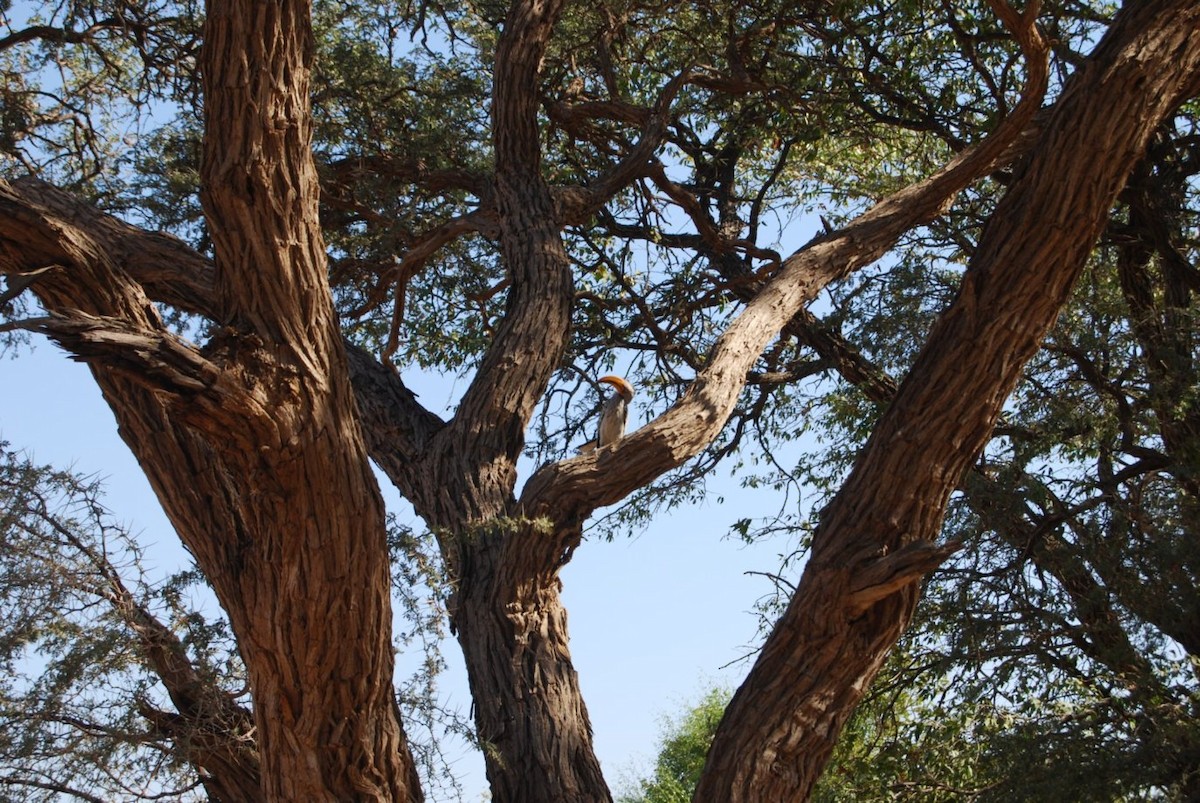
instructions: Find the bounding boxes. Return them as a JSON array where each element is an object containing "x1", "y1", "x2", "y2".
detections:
[
  {"x1": 5, "y1": 1, "x2": 1196, "y2": 801},
  {"x1": 0, "y1": 177, "x2": 425, "y2": 799},
  {"x1": 367, "y1": 0, "x2": 614, "y2": 797},
  {"x1": 694, "y1": 1, "x2": 1200, "y2": 799},
  {"x1": 442, "y1": 520, "x2": 608, "y2": 802},
  {"x1": 191, "y1": 1, "x2": 422, "y2": 797},
  {"x1": 0, "y1": 0, "x2": 426, "y2": 799}
]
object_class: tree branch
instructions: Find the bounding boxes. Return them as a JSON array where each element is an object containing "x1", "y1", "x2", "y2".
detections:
[
  {"x1": 0, "y1": 176, "x2": 220, "y2": 320},
  {"x1": 846, "y1": 540, "x2": 964, "y2": 615},
  {"x1": 0, "y1": 175, "x2": 443, "y2": 465},
  {"x1": 555, "y1": 68, "x2": 695, "y2": 224},
  {"x1": 519, "y1": 0, "x2": 1049, "y2": 533},
  {"x1": 6, "y1": 310, "x2": 283, "y2": 433},
  {"x1": 0, "y1": 19, "x2": 132, "y2": 51},
  {"x1": 696, "y1": 1, "x2": 1200, "y2": 797},
  {"x1": 429, "y1": 0, "x2": 576, "y2": 519},
  {"x1": 346, "y1": 342, "x2": 447, "y2": 497},
  {"x1": 323, "y1": 156, "x2": 490, "y2": 198}
]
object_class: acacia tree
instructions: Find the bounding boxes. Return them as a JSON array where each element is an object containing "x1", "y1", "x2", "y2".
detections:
[{"x1": 1, "y1": 0, "x2": 1199, "y2": 800}]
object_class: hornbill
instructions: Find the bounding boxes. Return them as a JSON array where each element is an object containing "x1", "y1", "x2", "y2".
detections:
[{"x1": 579, "y1": 375, "x2": 634, "y2": 452}]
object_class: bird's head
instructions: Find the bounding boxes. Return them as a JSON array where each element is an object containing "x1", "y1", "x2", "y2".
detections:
[{"x1": 597, "y1": 375, "x2": 634, "y2": 402}]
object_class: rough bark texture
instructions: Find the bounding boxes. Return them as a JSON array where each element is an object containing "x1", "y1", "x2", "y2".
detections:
[
  {"x1": 1, "y1": 0, "x2": 424, "y2": 799},
  {"x1": 2, "y1": 0, "x2": 1198, "y2": 799},
  {"x1": 393, "y1": 0, "x2": 613, "y2": 794},
  {"x1": 694, "y1": 1, "x2": 1200, "y2": 799},
  {"x1": 192, "y1": 2, "x2": 422, "y2": 798}
]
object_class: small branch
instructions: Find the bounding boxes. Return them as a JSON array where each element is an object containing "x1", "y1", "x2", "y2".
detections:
[
  {"x1": 0, "y1": 19, "x2": 129, "y2": 51},
  {"x1": 349, "y1": 209, "x2": 497, "y2": 320},
  {"x1": 323, "y1": 156, "x2": 490, "y2": 198},
  {"x1": 846, "y1": 540, "x2": 964, "y2": 615},
  {"x1": 0, "y1": 266, "x2": 55, "y2": 306},
  {"x1": 556, "y1": 68, "x2": 696, "y2": 224},
  {"x1": 0, "y1": 775, "x2": 108, "y2": 803}
]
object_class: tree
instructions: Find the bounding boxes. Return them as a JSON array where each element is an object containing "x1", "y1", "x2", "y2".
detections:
[
  {"x1": 618, "y1": 689, "x2": 730, "y2": 803},
  {"x1": 1, "y1": 0, "x2": 1198, "y2": 800},
  {"x1": 0, "y1": 443, "x2": 258, "y2": 802}
]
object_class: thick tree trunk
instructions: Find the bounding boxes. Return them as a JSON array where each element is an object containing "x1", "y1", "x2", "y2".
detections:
[
  {"x1": 363, "y1": 0, "x2": 613, "y2": 797},
  {"x1": 186, "y1": 1, "x2": 423, "y2": 798},
  {"x1": 0, "y1": 176, "x2": 424, "y2": 800},
  {"x1": 449, "y1": 522, "x2": 610, "y2": 803},
  {"x1": 694, "y1": 2, "x2": 1200, "y2": 799},
  {"x1": 0, "y1": 0, "x2": 426, "y2": 798}
]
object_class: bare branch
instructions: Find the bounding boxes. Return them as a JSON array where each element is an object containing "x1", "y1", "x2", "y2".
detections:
[
  {"x1": 0, "y1": 19, "x2": 133, "y2": 52},
  {"x1": 519, "y1": 0, "x2": 1050, "y2": 531},
  {"x1": 12, "y1": 309, "x2": 226, "y2": 397},
  {"x1": 846, "y1": 540, "x2": 964, "y2": 615},
  {"x1": 349, "y1": 208, "x2": 499, "y2": 321},
  {"x1": 323, "y1": 156, "x2": 490, "y2": 198}
]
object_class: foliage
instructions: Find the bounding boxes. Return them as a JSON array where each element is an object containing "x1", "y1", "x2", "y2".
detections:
[
  {"x1": 0, "y1": 443, "x2": 465, "y2": 799},
  {"x1": 1, "y1": 0, "x2": 1198, "y2": 797},
  {"x1": 617, "y1": 689, "x2": 730, "y2": 803},
  {"x1": 0, "y1": 442, "x2": 216, "y2": 801}
]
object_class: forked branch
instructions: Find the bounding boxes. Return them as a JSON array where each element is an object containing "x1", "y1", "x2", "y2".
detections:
[{"x1": 519, "y1": 0, "x2": 1050, "y2": 543}]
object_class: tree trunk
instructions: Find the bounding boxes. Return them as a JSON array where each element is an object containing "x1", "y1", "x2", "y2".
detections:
[
  {"x1": 360, "y1": 0, "x2": 614, "y2": 796},
  {"x1": 694, "y1": 1, "x2": 1200, "y2": 799},
  {"x1": 449, "y1": 522, "x2": 611, "y2": 802},
  {"x1": 0, "y1": 174, "x2": 425, "y2": 800},
  {"x1": 189, "y1": 1, "x2": 424, "y2": 797},
  {"x1": 0, "y1": 0, "x2": 427, "y2": 797}
]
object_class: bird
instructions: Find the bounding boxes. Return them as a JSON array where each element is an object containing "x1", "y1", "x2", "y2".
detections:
[{"x1": 579, "y1": 375, "x2": 634, "y2": 453}]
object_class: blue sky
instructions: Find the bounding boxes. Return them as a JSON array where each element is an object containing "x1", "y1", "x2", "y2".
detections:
[{"x1": 0, "y1": 341, "x2": 803, "y2": 799}]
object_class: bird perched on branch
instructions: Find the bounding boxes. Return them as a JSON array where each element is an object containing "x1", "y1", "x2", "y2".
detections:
[{"x1": 578, "y1": 375, "x2": 634, "y2": 453}]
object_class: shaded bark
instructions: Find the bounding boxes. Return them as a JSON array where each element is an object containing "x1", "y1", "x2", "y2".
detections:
[
  {"x1": 694, "y1": 1, "x2": 1200, "y2": 798},
  {"x1": 1, "y1": 0, "x2": 425, "y2": 799},
  {"x1": 1119, "y1": 154, "x2": 1200, "y2": 503},
  {"x1": 446, "y1": 520, "x2": 606, "y2": 802}
]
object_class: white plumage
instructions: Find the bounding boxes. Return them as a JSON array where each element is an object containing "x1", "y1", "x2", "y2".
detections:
[{"x1": 580, "y1": 375, "x2": 634, "y2": 452}]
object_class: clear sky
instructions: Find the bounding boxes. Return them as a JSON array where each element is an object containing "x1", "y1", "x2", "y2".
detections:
[{"x1": 0, "y1": 341, "x2": 802, "y2": 800}]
